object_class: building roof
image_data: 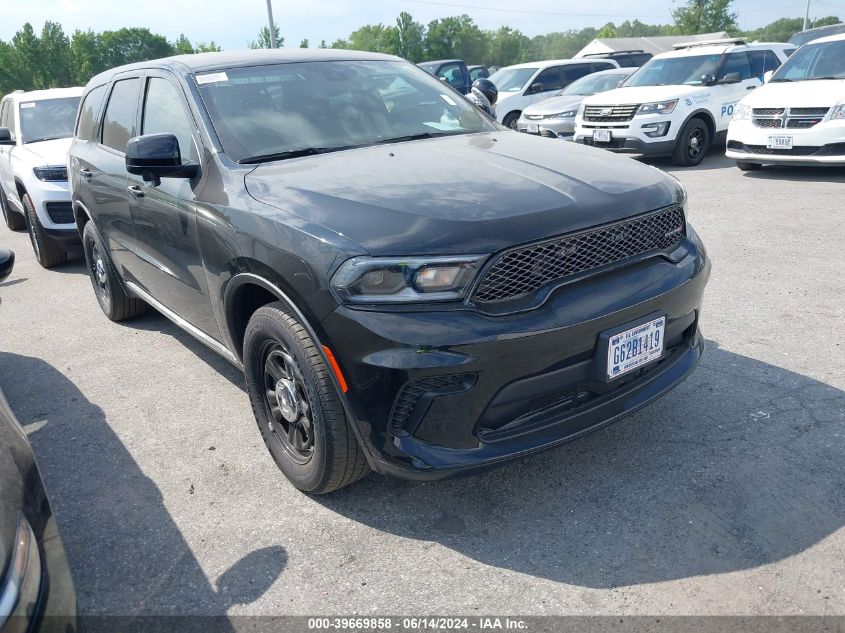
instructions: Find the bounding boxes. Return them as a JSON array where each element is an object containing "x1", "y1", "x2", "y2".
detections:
[{"x1": 575, "y1": 33, "x2": 730, "y2": 57}]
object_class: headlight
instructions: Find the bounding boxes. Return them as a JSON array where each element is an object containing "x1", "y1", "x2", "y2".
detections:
[
  {"x1": 831, "y1": 104, "x2": 845, "y2": 120},
  {"x1": 0, "y1": 515, "x2": 42, "y2": 630},
  {"x1": 577, "y1": 104, "x2": 586, "y2": 117},
  {"x1": 550, "y1": 110, "x2": 578, "y2": 119},
  {"x1": 33, "y1": 166, "x2": 68, "y2": 181},
  {"x1": 732, "y1": 103, "x2": 752, "y2": 121},
  {"x1": 331, "y1": 256, "x2": 485, "y2": 304},
  {"x1": 638, "y1": 99, "x2": 678, "y2": 115}
]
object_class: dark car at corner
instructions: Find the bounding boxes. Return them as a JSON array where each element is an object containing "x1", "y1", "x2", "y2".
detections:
[
  {"x1": 0, "y1": 249, "x2": 77, "y2": 633},
  {"x1": 67, "y1": 49, "x2": 710, "y2": 493}
]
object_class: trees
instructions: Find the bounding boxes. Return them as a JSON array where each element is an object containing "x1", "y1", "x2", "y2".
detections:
[
  {"x1": 396, "y1": 11, "x2": 425, "y2": 62},
  {"x1": 672, "y1": 0, "x2": 738, "y2": 34},
  {"x1": 347, "y1": 24, "x2": 399, "y2": 55},
  {"x1": 424, "y1": 15, "x2": 487, "y2": 62},
  {"x1": 250, "y1": 23, "x2": 284, "y2": 49}
]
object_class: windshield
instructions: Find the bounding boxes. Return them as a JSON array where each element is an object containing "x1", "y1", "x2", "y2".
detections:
[
  {"x1": 624, "y1": 54, "x2": 722, "y2": 87},
  {"x1": 489, "y1": 67, "x2": 538, "y2": 92},
  {"x1": 19, "y1": 97, "x2": 80, "y2": 144},
  {"x1": 558, "y1": 71, "x2": 631, "y2": 95},
  {"x1": 196, "y1": 60, "x2": 492, "y2": 163},
  {"x1": 770, "y1": 39, "x2": 845, "y2": 81}
]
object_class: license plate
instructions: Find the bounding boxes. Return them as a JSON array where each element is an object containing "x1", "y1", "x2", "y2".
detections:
[
  {"x1": 767, "y1": 135, "x2": 793, "y2": 149},
  {"x1": 607, "y1": 316, "x2": 665, "y2": 380},
  {"x1": 527, "y1": 123, "x2": 539, "y2": 134},
  {"x1": 593, "y1": 129, "x2": 612, "y2": 143}
]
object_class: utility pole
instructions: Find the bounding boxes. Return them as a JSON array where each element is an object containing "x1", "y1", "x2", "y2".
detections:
[
  {"x1": 266, "y1": 0, "x2": 277, "y2": 48},
  {"x1": 803, "y1": 0, "x2": 811, "y2": 31}
]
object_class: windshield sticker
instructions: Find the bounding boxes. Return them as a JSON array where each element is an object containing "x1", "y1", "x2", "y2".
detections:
[
  {"x1": 196, "y1": 72, "x2": 229, "y2": 85},
  {"x1": 440, "y1": 94, "x2": 457, "y2": 106},
  {"x1": 20, "y1": 102, "x2": 35, "y2": 108}
]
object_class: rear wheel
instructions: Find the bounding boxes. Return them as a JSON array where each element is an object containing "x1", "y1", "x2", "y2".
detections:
[
  {"x1": 502, "y1": 111, "x2": 521, "y2": 130},
  {"x1": 24, "y1": 193, "x2": 67, "y2": 268},
  {"x1": 671, "y1": 118, "x2": 709, "y2": 166},
  {"x1": 1, "y1": 187, "x2": 26, "y2": 231},
  {"x1": 82, "y1": 222, "x2": 146, "y2": 321},
  {"x1": 736, "y1": 161, "x2": 762, "y2": 171},
  {"x1": 243, "y1": 302, "x2": 369, "y2": 493}
]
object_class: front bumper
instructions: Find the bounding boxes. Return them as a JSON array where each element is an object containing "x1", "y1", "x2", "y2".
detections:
[
  {"x1": 574, "y1": 115, "x2": 675, "y2": 156},
  {"x1": 726, "y1": 119, "x2": 845, "y2": 164},
  {"x1": 321, "y1": 231, "x2": 711, "y2": 480},
  {"x1": 517, "y1": 116, "x2": 576, "y2": 139}
]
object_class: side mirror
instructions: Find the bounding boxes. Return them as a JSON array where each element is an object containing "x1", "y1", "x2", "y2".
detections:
[
  {"x1": 719, "y1": 72, "x2": 742, "y2": 84},
  {"x1": 700, "y1": 73, "x2": 715, "y2": 85},
  {"x1": 0, "y1": 248, "x2": 14, "y2": 283},
  {"x1": 763, "y1": 70, "x2": 774, "y2": 84},
  {"x1": 125, "y1": 134, "x2": 198, "y2": 183},
  {"x1": 527, "y1": 82, "x2": 546, "y2": 95},
  {"x1": 0, "y1": 128, "x2": 14, "y2": 146}
]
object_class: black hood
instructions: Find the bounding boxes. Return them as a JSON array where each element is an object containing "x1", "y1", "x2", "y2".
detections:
[{"x1": 245, "y1": 132, "x2": 683, "y2": 256}]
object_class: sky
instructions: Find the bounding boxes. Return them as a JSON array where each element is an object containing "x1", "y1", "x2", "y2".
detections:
[{"x1": 1, "y1": 0, "x2": 844, "y2": 49}]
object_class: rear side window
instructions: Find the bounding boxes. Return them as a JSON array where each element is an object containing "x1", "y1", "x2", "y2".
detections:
[
  {"x1": 142, "y1": 77, "x2": 198, "y2": 163},
  {"x1": 437, "y1": 63, "x2": 466, "y2": 90},
  {"x1": 748, "y1": 50, "x2": 783, "y2": 79},
  {"x1": 469, "y1": 67, "x2": 488, "y2": 81},
  {"x1": 534, "y1": 66, "x2": 563, "y2": 91},
  {"x1": 560, "y1": 64, "x2": 594, "y2": 86},
  {"x1": 719, "y1": 52, "x2": 752, "y2": 80},
  {"x1": 590, "y1": 62, "x2": 616, "y2": 73},
  {"x1": 101, "y1": 78, "x2": 141, "y2": 152},
  {"x1": 76, "y1": 84, "x2": 107, "y2": 141}
]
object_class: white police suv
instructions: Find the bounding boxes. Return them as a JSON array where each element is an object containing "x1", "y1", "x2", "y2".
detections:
[
  {"x1": 574, "y1": 39, "x2": 795, "y2": 165},
  {"x1": 726, "y1": 33, "x2": 845, "y2": 170}
]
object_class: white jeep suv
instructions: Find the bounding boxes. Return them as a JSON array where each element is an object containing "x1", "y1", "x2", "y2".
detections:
[
  {"x1": 573, "y1": 39, "x2": 795, "y2": 165},
  {"x1": 726, "y1": 33, "x2": 845, "y2": 170},
  {"x1": 0, "y1": 87, "x2": 83, "y2": 267}
]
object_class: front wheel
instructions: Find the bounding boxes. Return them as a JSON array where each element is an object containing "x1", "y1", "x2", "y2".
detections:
[
  {"x1": 671, "y1": 119, "x2": 709, "y2": 167},
  {"x1": 502, "y1": 111, "x2": 521, "y2": 130},
  {"x1": 736, "y1": 161, "x2": 762, "y2": 171},
  {"x1": 243, "y1": 302, "x2": 369, "y2": 493},
  {"x1": 82, "y1": 222, "x2": 146, "y2": 321},
  {"x1": 24, "y1": 193, "x2": 67, "y2": 268}
]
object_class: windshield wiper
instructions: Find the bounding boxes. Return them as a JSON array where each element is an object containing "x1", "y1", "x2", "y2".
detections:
[
  {"x1": 769, "y1": 78, "x2": 793, "y2": 82},
  {"x1": 24, "y1": 135, "x2": 68, "y2": 144},
  {"x1": 374, "y1": 131, "x2": 467, "y2": 145},
  {"x1": 239, "y1": 146, "x2": 350, "y2": 164},
  {"x1": 804, "y1": 76, "x2": 842, "y2": 81}
]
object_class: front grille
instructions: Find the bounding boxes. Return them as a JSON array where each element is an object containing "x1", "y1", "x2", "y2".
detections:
[
  {"x1": 787, "y1": 118, "x2": 822, "y2": 129},
  {"x1": 753, "y1": 118, "x2": 783, "y2": 128},
  {"x1": 45, "y1": 201, "x2": 74, "y2": 224},
  {"x1": 581, "y1": 137, "x2": 627, "y2": 149},
  {"x1": 790, "y1": 107, "x2": 829, "y2": 116},
  {"x1": 390, "y1": 374, "x2": 475, "y2": 434},
  {"x1": 753, "y1": 108, "x2": 785, "y2": 116},
  {"x1": 738, "y1": 144, "x2": 820, "y2": 156},
  {"x1": 584, "y1": 104, "x2": 639, "y2": 122},
  {"x1": 472, "y1": 205, "x2": 686, "y2": 305}
]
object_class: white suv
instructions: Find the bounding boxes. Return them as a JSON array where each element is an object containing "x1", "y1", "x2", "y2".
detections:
[
  {"x1": 726, "y1": 33, "x2": 845, "y2": 170},
  {"x1": 0, "y1": 87, "x2": 83, "y2": 268},
  {"x1": 490, "y1": 58, "x2": 620, "y2": 129},
  {"x1": 573, "y1": 39, "x2": 795, "y2": 165}
]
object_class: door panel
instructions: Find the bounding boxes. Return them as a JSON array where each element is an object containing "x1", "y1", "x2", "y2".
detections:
[{"x1": 127, "y1": 73, "x2": 219, "y2": 339}]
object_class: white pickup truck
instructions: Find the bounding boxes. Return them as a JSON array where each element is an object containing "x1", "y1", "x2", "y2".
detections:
[
  {"x1": 573, "y1": 39, "x2": 796, "y2": 165},
  {"x1": 0, "y1": 87, "x2": 83, "y2": 268}
]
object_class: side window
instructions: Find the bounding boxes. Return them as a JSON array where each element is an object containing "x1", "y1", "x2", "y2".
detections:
[
  {"x1": 533, "y1": 66, "x2": 562, "y2": 92},
  {"x1": 0, "y1": 100, "x2": 16, "y2": 139},
  {"x1": 560, "y1": 64, "x2": 594, "y2": 87},
  {"x1": 469, "y1": 67, "x2": 488, "y2": 82},
  {"x1": 101, "y1": 77, "x2": 141, "y2": 152},
  {"x1": 783, "y1": 48, "x2": 796, "y2": 58},
  {"x1": 590, "y1": 62, "x2": 616, "y2": 73},
  {"x1": 720, "y1": 52, "x2": 752, "y2": 80},
  {"x1": 437, "y1": 63, "x2": 465, "y2": 90},
  {"x1": 141, "y1": 77, "x2": 198, "y2": 163},
  {"x1": 76, "y1": 84, "x2": 107, "y2": 141},
  {"x1": 630, "y1": 53, "x2": 653, "y2": 67},
  {"x1": 748, "y1": 50, "x2": 784, "y2": 80}
]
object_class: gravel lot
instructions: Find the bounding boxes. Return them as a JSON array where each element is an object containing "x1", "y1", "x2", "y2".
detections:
[{"x1": 0, "y1": 150, "x2": 843, "y2": 617}]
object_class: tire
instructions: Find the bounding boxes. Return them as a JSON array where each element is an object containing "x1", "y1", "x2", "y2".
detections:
[
  {"x1": 737, "y1": 161, "x2": 762, "y2": 171},
  {"x1": 243, "y1": 302, "x2": 369, "y2": 494},
  {"x1": 502, "y1": 111, "x2": 521, "y2": 130},
  {"x1": 24, "y1": 192, "x2": 67, "y2": 268},
  {"x1": 0, "y1": 187, "x2": 26, "y2": 231},
  {"x1": 671, "y1": 118, "x2": 709, "y2": 167},
  {"x1": 81, "y1": 222, "x2": 146, "y2": 321}
]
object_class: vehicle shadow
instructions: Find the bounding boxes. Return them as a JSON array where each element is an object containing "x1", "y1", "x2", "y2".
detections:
[
  {"x1": 738, "y1": 164, "x2": 845, "y2": 183},
  {"x1": 640, "y1": 147, "x2": 734, "y2": 172},
  {"x1": 315, "y1": 342, "x2": 845, "y2": 589},
  {"x1": 0, "y1": 352, "x2": 283, "y2": 624}
]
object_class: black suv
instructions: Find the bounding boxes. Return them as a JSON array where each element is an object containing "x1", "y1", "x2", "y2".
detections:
[{"x1": 68, "y1": 50, "x2": 710, "y2": 493}]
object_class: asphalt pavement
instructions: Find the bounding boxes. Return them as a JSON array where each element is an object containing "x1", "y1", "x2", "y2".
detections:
[{"x1": 0, "y1": 151, "x2": 843, "y2": 617}]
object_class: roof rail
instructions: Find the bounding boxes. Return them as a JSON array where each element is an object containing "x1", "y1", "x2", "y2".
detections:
[
  {"x1": 672, "y1": 37, "x2": 747, "y2": 49},
  {"x1": 582, "y1": 49, "x2": 646, "y2": 56}
]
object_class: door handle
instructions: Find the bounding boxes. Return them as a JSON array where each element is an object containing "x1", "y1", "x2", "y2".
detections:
[
  {"x1": 127, "y1": 185, "x2": 145, "y2": 198},
  {"x1": 746, "y1": 86, "x2": 757, "y2": 90},
  {"x1": 80, "y1": 168, "x2": 92, "y2": 180}
]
